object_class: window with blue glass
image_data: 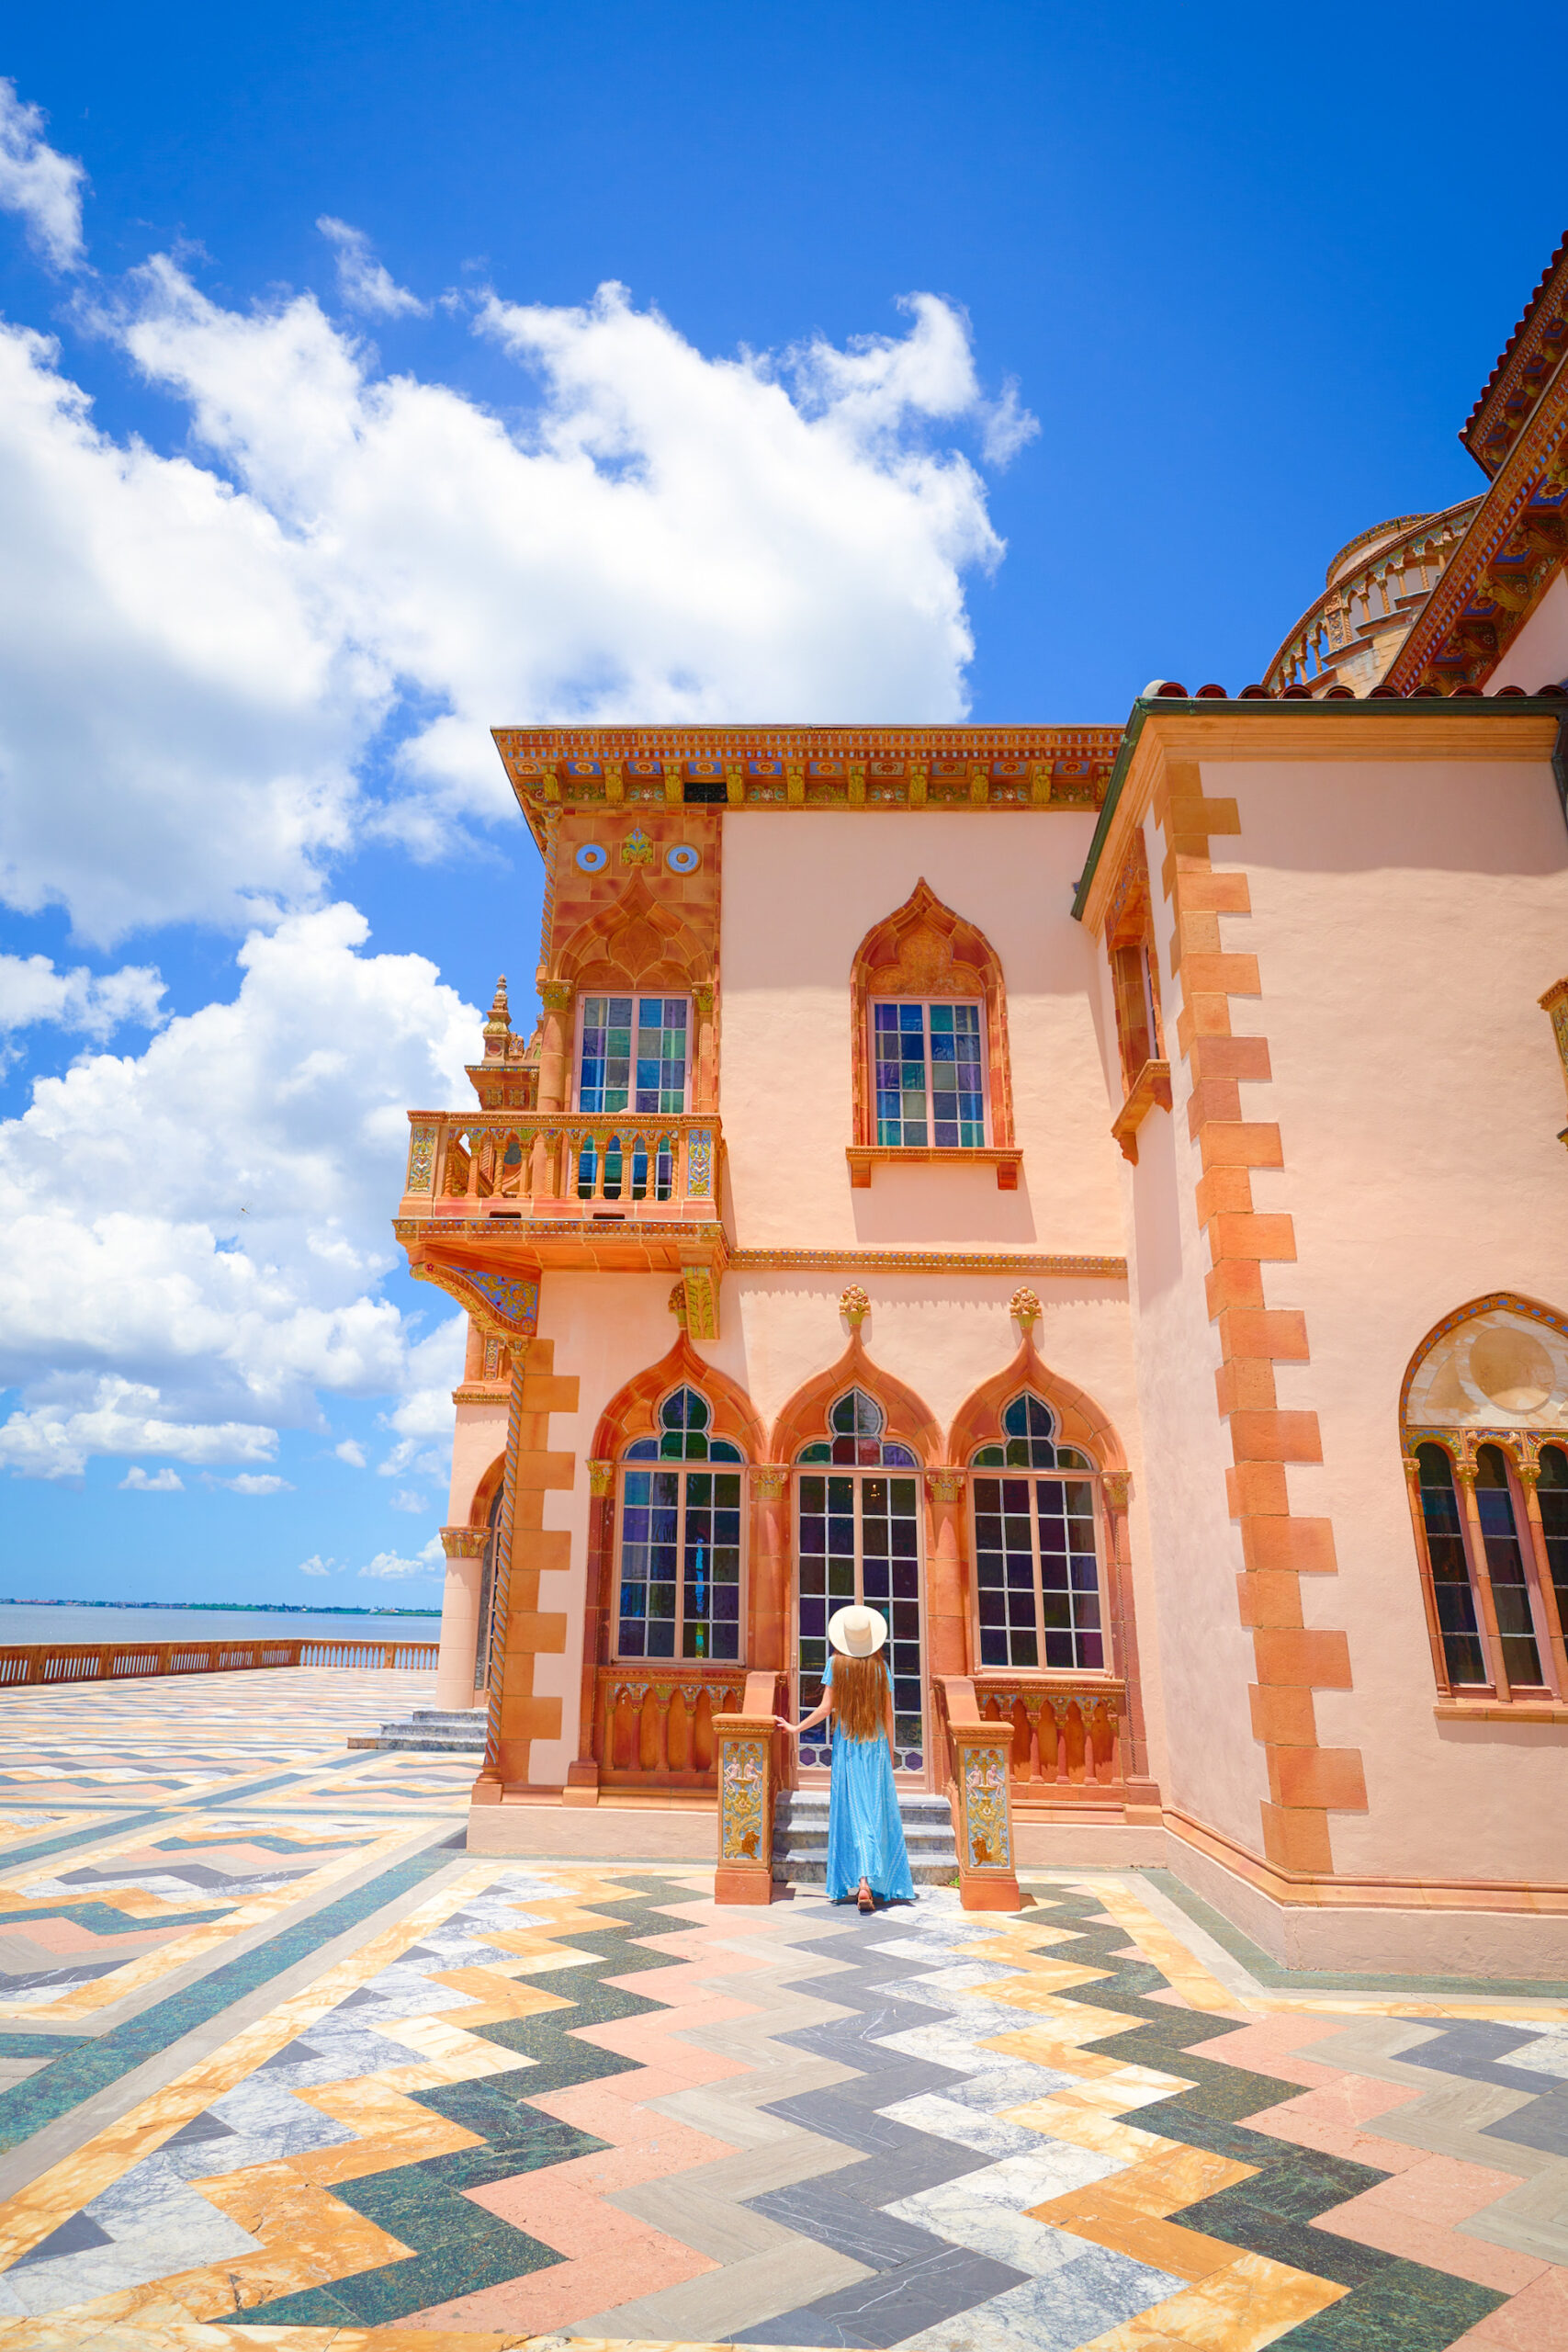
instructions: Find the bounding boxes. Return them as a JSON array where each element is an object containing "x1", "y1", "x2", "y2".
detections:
[
  {"x1": 579, "y1": 996, "x2": 689, "y2": 1115},
  {"x1": 617, "y1": 1387, "x2": 742, "y2": 1661},
  {"x1": 796, "y1": 1389, "x2": 924, "y2": 1771},
  {"x1": 873, "y1": 1000, "x2": 985, "y2": 1147},
  {"x1": 971, "y1": 1395, "x2": 1104, "y2": 1671}
]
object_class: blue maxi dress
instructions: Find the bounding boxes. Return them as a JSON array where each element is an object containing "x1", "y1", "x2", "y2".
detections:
[{"x1": 822, "y1": 1656, "x2": 916, "y2": 1903}]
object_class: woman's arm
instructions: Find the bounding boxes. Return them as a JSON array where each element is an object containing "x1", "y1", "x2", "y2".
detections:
[
  {"x1": 884, "y1": 1679, "x2": 896, "y2": 1750},
  {"x1": 778, "y1": 1689, "x2": 833, "y2": 1737}
]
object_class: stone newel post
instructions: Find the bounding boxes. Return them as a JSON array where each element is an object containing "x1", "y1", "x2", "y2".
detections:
[{"x1": 713, "y1": 1670, "x2": 783, "y2": 1905}]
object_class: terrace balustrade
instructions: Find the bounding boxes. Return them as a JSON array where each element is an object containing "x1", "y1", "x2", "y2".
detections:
[{"x1": 403, "y1": 1111, "x2": 722, "y2": 1227}]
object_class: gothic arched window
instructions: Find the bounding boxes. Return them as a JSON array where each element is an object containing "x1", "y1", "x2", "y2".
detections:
[
  {"x1": 617, "y1": 1387, "x2": 743, "y2": 1661},
  {"x1": 971, "y1": 1394, "x2": 1104, "y2": 1671},
  {"x1": 795, "y1": 1388, "x2": 923, "y2": 1772}
]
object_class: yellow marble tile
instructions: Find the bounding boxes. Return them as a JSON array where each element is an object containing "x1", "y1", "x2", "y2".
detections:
[
  {"x1": 0, "y1": 1859, "x2": 518, "y2": 2263},
  {"x1": 1101, "y1": 2141, "x2": 1258, "y2": 2215},
  {"x1": 1252, "y1": 1993, "x2": 1568, "y2": 2023},
  {"x1": 1003, "y1": 2095, "x2": 1177, "y2": 2165},
  {"x1": 1074, "y1": 2247, "x2": 1347, "y2": 2348},
  {"x1": 287, "y1": 2075, "x2": 481, "y2": 2182},
  {"x1": 1088, "y1": 1886, "x2": 1244, "y2": 2014}
]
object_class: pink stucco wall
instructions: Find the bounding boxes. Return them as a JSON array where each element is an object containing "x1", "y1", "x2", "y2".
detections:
[{"x1": 1203, "y1": 750, "x2": 1568, "y2": 1886}]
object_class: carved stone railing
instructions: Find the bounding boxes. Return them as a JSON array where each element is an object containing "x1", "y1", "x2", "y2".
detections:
[
  {"x1": 932, "y1": 1676, "x2": 1021, "y2": 1911},
  {"x1": 714, "y1": 1670, "x2": 788, "y2": 1905},
  {"x1": 0, "y1": 1638, "x2": 438, "y2": 1687},
  {"x1": 402, "y1": 1110, "x2": 722, "y2": 1225},
  {"x1": 592, "y1": 1663, "x2": 747, "y2": 1789},
  {"x1": 1263, "y1": 499, "x2": 1483, "y2": 695},
  {"x1": 970, "y1": 1674, "x2": 1130, "y2": 1798}
]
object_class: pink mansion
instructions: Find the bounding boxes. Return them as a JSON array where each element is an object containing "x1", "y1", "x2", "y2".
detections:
[{"x1": 395, "y1": 234, "x2": 1568, "y2": 1976}]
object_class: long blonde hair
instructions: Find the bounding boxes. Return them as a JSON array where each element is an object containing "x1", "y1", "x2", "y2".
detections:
[{"x1": 832, "y1": 1652, "x2": 888, "y2": 1743}]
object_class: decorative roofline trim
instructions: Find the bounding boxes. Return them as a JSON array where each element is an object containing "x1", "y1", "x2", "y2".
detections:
[{"x1": 726, "y1": 1249, "x2": 1126, "y2": 1278}]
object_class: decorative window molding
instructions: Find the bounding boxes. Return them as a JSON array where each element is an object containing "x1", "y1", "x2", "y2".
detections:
[
  {"x1": 1541, "y1": 978, "x2": 1568, "y2": 1148},
  {"x1": 615, "y1": 1385, "x2": 745, "y2": 1663},
  {"x1": 1103, "y1": 830, "x2": 1169, "y2": 1165},
  {"x1": 848, "y1": 879, "x2": 1018, "y2": 1189},
  {"x1": 969, "y1": 1395, "x2": 1107, "y2": 1672},
  {"x1": 1401, "y1": 1294, "x2": 1568, "y2": 1704}
]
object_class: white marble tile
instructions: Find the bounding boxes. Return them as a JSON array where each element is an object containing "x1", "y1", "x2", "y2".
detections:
[
  {"x1": 0, "y1": 2158, "x2": 259, "y2": 2316},
  {"x1": 880, "y1": 2184, "x2": 1084, "y2": 2278},
  {"x1": 1505, "y1": 2030, "x2": 1568, "y2": 2079},
  {"x1": 893, "y1": 2241, "x2": 1186, "y2": 2352},
  {"x1": 942, "y1": 2063, "x2": 1077, "y2": 2111},
  {"x1": 879, "y1": 2094, "x2": 1044, "y2": 2160}
]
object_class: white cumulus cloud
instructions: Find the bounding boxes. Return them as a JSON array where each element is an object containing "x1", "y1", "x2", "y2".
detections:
[
  {"x1": 0, "y1": 1376, "x2": 278, "y2": 1481},
  {"x1": 0, "y1": 79, "x2": 85, "y2": 272},
  {"x1": 0, "y1": 905, "x2": 472, "y2": 1476},
  {"x1": 207, "y1": 1471, "x2": 293, "y2": 1495},
  {"x1": 317, "y1": 216, "x2": 429, "y2": 319},
  {"x1": 0, "y1": 953, "x2": 167, "y2": 1041},
  {"x1": 360, "y1": 1534, "x2": 444, "y2": 1580},
  {"x1": 333, "y1": 1438, "x2": 367, "y2": 1468},
  {"x1": 119, "y1": 1464, "x2": 184, "y2": 1491},
  {"x1": 0, "y1": 250, "x2": 1023, "y2": 939}
]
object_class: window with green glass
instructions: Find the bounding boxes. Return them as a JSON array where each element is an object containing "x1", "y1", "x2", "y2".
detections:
[
  {"x1": 1474, "y1": 1443, "x2": 1544, "y2": 1687},
  {"x1": 579, "y1": 995, "x2": 689, "y2": 1114},
  {"x1": 873, "y1": 1000, "x2": 985, "y2": 1147},
  {"x1": 971, "y1": 1394, "x2": 1102, "y2": 1670},
  {"x1": 1416, "y1": 1443, "x2": 1486, "y2": 1686},
  {"x1": 617, "y1": 1387, "x2": 742, "y2": 1662},
  {"x1": 1538, "y1": 1443, "x2": 1568, "y2": 1650}
]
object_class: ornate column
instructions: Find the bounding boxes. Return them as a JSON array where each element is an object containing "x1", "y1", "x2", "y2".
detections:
[
  {"x1": 924, "y1": 1467, "x2": 969, "y2": 1678},
  {"x1": 434, "y1": 1527, "x2": 489, "y2": 1712},
  {"x1": 750, "y1": 1465, "x2": 791, "y2": 1674},
  {"x1": 1455, "y1": 1456, "x2": 1512, "y2": 1701},
  {"x1": 565, "y1": 1460, "x2": 615, "y2": 1804},
  {"x1": 536, "y1": 978, "x2": 574, "y2": 1114},
  {"x1": 693, "y1": 982, "x2": 717, "y2": 1112},
  {"x1": 1517, "y1": 1453, "x2": 1568, "y2": 1696}
]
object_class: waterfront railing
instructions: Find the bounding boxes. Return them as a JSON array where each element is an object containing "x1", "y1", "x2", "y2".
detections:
[{"x1": 0, "y1": 1636, "x2": 438, "y2": 1686}]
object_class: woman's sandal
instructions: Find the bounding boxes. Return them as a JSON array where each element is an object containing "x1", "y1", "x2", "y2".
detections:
[{"x1": 857, "y1": 1881, "x2": 874, "y2": 1915}]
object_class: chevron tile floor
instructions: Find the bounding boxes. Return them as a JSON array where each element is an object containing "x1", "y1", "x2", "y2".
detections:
[{"x1": 0, "y1": 1671, "x2": 1565, "y2": 2349}]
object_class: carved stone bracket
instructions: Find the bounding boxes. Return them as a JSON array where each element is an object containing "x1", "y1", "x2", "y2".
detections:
[
  {"x1": 926, "y1": 1467, "x2": 965, "y2": 1505},
  {"x1": 440, "y1": 1526, "x2": 489, "y2": 1558},
  {"x1": 752, "y1": 1464, "x2": 789, "y2": 1501},
  {"x1": 1101, "y1": 1469, "x2": 1132, "y2": 1512}
]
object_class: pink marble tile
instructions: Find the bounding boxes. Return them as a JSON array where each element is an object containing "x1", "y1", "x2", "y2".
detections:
[
  {"x1": 1312, "y1": 2156, "x2": 1547, "y2": 2294},
  {"x1": 1448, "y1": 2266, "x2": 1568, "y2": 2347},
  {"x1": 1245, "y1": 2071, "x2": 1429, "y2": 2172},
  {"x1": 1184, "y1": 2013, "x2": 1352, "y2": 2086}
]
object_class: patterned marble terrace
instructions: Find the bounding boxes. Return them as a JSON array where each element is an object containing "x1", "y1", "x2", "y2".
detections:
[{"x1": 0, "y1": 1669, "x2": 1564, "y2": 2351}]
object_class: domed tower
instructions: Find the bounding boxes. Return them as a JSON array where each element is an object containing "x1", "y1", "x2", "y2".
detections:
[{"x1": 1262, "y1": 497, "x2": 1483, "y2": 695}]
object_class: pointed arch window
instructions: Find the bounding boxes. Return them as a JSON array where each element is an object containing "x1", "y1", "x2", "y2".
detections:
[
  {"x1": 617, "y1": 1387, "x2": 743, "y2": 1661},
  {"x1": 971, "y1": 1395, "x2": 1105, "y2": 1671},
  {"x1": 1414, "y1": 1443, "x2": 1487, "y2": 1687},
  {"x1": 795, "y1": 1389, "x2": 924, "y2": 1770}
]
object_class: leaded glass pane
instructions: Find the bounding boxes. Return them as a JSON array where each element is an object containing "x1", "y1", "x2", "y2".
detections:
[
  {"x1": 580, "y1": 995, "x2": 634, "y2": 1114},
  {"x1": 1475, "y1": 1444, "x2": 1543, "y2": 1686},
  {"x1": 999, "y1": 1394, "x2": 1058, "y2": 1469},
  {"x1": 1540, "y1": 1443, "x2": 1568, "y2": 1645},
  {"x1": 795, "y1": 1461, "x2": 924, "y2": 1772},
  {"x1": 1416, "y1": 1442, "x2": 1486, "y2": 1685},
  {"x1": 636, "y1": 997, "x2": 688, "y2": 1114},
  {"x1": 617, "y1": 1408, "x2": 746, "y2": 1660},
  {"x1": 872, "y1": 998, "x2": 986, "y2": 1148}
]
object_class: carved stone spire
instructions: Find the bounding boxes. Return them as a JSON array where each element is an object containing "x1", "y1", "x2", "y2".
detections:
[{"x1": 483, "y1": 976, "x2": 512, "y2": 1060}]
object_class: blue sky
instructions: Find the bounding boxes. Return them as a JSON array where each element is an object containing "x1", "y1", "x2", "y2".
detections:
[{"x1": 0, "y1": 2, "x2": 1562, "y2": 1606}]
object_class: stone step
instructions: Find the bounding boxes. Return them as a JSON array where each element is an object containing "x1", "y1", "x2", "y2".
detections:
[
  {"x1": 347, "y1": 1720, "x2": 488, "y2": 1753},
  {"x1": 773, "y1": 1788, "x2": 958, "y2": 1884},
  {"x1": 775, "y1": 1849, "x2": 958, "y2": 1886}
]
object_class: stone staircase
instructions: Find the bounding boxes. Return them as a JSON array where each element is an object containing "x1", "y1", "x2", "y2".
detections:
[
  {"x1": 347, "y1": 1707, "x2": 488, "y2": 1755},
  {"x1": 773, "y1": 1788, "x2": 958, "y2": 1885}
]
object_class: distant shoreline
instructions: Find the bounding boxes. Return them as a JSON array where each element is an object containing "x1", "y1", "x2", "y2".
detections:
[{"x1": 0, "y1": 1599, "x2": 441, "y2": 1618}]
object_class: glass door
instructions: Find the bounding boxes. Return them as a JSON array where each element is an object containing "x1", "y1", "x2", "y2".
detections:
[{"x1": 795, "y1": 1390, "x2": 925, "y2": 1776}]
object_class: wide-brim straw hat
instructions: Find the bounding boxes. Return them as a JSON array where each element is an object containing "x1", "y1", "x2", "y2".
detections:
[{"x1": 827, "y1": 1604, "x2": 888, "y2": 1657}]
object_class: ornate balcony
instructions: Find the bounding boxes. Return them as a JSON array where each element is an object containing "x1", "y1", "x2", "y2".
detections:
[
  {"x1": 1263, "y1": 498, "x2": 1483, "y2": 697},
  {"x1": 397, "y1": 1109, "x2": 728, "y2": 1275}
]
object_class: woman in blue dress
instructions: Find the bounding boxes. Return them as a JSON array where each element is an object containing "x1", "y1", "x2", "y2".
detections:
[{"x1": 778, "y1": 1604, "x2": 915, "y2": 1912}]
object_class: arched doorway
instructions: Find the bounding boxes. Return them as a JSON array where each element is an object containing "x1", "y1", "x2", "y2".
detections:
[{"x1": 795, "y1": 1387, "x2": 927, "y2": 1781}]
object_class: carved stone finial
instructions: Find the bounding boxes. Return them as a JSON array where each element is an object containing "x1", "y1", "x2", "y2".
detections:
[
  {"x1": 1010, "y1": 1284, "x2": 1042, "y2": 1333},
  {"x1": 483, "y1": 975, "x2": 512, "y2": 1058},
  {"x1": 840, "y1": 1283, "x2": 871, "y2": 1329}
]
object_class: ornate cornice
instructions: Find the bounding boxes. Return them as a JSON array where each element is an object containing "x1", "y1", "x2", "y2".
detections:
[
  {"x1": 727, "y1": 1248, "x2": 1126, "y2": 1278},
  {"x1": 1463, "y1": 232, "x2": 1568, "y2": 475},
  {"x1": 1388, "y1": 357, "x2": 1568, "y2": 692}
]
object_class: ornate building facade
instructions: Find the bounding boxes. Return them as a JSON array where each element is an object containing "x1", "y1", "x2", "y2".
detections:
[{"x1": 396, "y1": 235, "x2": 1568, "y2": 1976}]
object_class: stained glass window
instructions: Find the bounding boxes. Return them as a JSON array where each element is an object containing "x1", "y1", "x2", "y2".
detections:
[
  {"x1": 580, "y1": 996, "x2": 689, "y2": 1115},
  {"x1": 1416, "y1": 1443, "x2": 1487, "y2": 1686},
  {"x1": 873, "y1": 1000, "x2": 985, "y2": 1148},
  {"x1": 971, "y1": 1395, "x2": 1103, "y2": 1670},
  {"x1": 618, "y1": 1387, "x2": 742, "y2": 1660},
  {"x1": 795, "y1": 1388, "x2": 923, "y2": 1770},
  {"x1": 1539, "y1": 1444, "x2": 1568, "y2": 1652},
  {"x1": 1474, "y1": 1443, "x2": 1543, "y2": 1687}
]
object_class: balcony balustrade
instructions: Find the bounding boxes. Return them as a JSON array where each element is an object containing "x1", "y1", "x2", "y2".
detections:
[
  {"x1": 1263, "y1": 499, "x2": 1483, "y2": 695},
  {"x1": 403, "y1": 1111, "x2": 722, "y2": 1228},
  {"x1": 968, "y1": 1673, "x2": 1129, "y2": 1798},
  {"x1": 592, "y1": 1663, "x2": 748, "y2": 1790}
]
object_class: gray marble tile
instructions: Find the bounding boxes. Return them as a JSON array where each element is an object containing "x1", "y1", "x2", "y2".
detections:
[
  {"x1": 750, "y1": 2181, "x2": 954, "y2": 2272},
  {"x1": 892, "y1": 2240, "x2": 1186, "y2": 2352},
  {"x1": 880, "y1": 2184, "x2": 1081, "y2": 2278},
  {"x1": 735, "y1": 2242, "x2": 1027, "y2": 2346},
  {"x1": 939, "y1": 2063, "x2": 1076, "y2": 2112},
  {"x1": 0, "y1": 2156, "x2": 259, "y2": 2316}
]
